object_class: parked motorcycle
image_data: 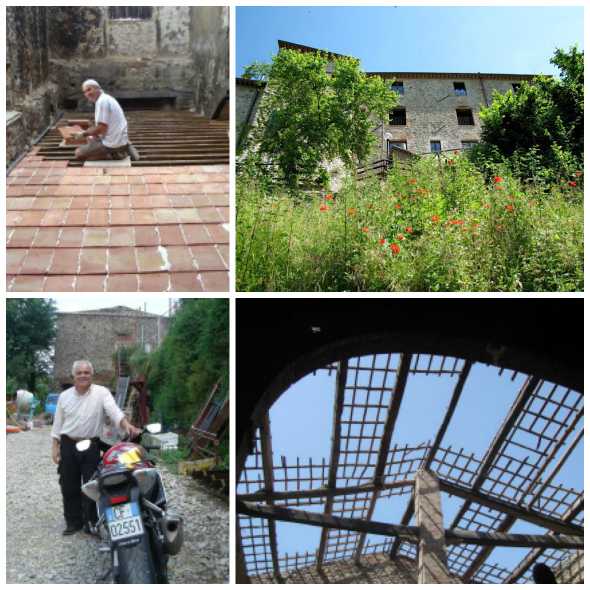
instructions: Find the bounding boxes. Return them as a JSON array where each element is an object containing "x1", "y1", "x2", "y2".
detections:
[{"x1": 78, "y1": 424, "x2": 183, "y2": 583}]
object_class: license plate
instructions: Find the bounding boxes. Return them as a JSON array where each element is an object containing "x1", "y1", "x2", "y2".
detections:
[{"x1": 105, "y1": 502, "x2": 144, "y2": 541}]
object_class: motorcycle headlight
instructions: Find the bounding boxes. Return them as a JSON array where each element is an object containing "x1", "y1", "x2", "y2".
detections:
[
  {"x1": 133, "y1": 468, "x2": 159, "y2": 496},
  {"x1": 81, "y1": 479, "x2": 100, "y2": 502}
]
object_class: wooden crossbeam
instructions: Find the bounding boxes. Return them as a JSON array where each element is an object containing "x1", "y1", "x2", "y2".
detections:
[
  {"x1": 238, "y1": 501, "x2": 583, "y2": 550},
  {"x1": 237, "y1": 478, "x2": 414, "y2": 503},
  {"x1": 438, "y1": 478, "x2": 583, "y2": 537},
  {"x1": 237, "y1": 475, "x2": 583, "y2": 537}
]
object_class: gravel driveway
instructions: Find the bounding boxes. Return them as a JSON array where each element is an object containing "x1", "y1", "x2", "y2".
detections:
[{"x1": 6, "y1": 426, "x2": 229, "y2": 583}]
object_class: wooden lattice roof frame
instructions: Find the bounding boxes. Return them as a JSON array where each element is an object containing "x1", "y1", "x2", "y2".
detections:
[{"x1": 237, "y1": 352, "x2": 583, "y2": 584}]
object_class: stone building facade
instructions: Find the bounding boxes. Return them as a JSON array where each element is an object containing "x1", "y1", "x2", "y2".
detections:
[
  {"x1": 6, "y1": 6, "x2": 229, "y2": 167},
  {"x1": 236, "y1": 40, "x2": 537, "y2": 160},
  {"x1": 54, "y1": 306, "x2": 169, "y2": 389},
  {"x1": 372, "y1": 71, "x2": 534, "y2": 157}
]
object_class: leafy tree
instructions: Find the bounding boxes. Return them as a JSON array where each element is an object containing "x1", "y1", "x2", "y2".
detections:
[
  {"x1": 470, "y1": 46, "x2": 583, "y2": 182},
  {"x1": 6, "y1": 299, "x2": 57, "y2": 392},
  {"x1": 243, "y1": 48, "x2": 397, "y2": 188}
]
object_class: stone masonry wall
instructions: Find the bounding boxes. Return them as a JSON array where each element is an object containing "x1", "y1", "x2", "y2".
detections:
[
  {"x1": 190, "y1": 7, "x2": 230, "y2": 118},
  {"x1": 54, "y1": 307, "x2": 169, "y2": 388},
  {"x1": 380, "y1": 75, "x2": 530, "y2": 155},
  {"x1": 6, "y1": 7, "x2": 61, "y2": 168},
  {"x1": 255, "y1": 552, "x2": 461, "y2": 584},
  {"x1": 48, "y1": 7, "x2": 196, "y2": 110},
  {"x1": 236, "y1": 80, "x2": 265, "y2": 150}
]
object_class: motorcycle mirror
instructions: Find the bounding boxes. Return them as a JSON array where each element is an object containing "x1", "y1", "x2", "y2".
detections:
[
  {"x1": 76, "y1": 439, "x2": 92, "y2": 452},
  {"x1": 146, "y1": 423, "x2": 162, "y2": 435}
]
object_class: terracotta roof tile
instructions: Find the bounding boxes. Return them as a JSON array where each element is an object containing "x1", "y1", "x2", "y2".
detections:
[{"x1": 7, "y1": 146, "x2": 229, "y2": 292}]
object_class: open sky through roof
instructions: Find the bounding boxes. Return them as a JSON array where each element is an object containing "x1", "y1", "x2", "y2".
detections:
[{"x1": 243, "y1": 353, "x2": 584, "y2": 581}]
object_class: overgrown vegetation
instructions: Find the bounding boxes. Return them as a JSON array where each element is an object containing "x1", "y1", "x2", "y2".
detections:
[
  {"x1": 127, "y1": 299, "x2": 229, "y2": 466},
  {"x1": 237, "y1": 154, "x2": 583, "y2": 291},
  {"x1": 469, "y1": 47, "x2": 583, "y2": 184},
  {"x1": 241, "y1": 48, "x2": 396, "y2": 189}
]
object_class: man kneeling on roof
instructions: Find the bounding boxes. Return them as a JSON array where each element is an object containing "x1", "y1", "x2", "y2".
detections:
[{"x1": 74, "y1": 79, "x2": 140, "y2": 162}]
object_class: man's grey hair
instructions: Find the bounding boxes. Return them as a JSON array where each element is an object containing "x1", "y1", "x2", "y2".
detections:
[
  {"x1": 82, "y1": 79, "x2": 101, "y2": 90},
  {"x1": 72, "y1": 359, "x2": 94, "y2": 376}
]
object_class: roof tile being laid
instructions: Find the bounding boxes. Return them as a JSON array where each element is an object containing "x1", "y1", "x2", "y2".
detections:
[{"x1": 7, "y1": 152, "x2": 229, "y2": 292}]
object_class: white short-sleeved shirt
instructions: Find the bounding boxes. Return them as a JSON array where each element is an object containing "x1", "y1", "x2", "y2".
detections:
[
  {"x1": 95, "y1": 92, "x2": 129, "y2": 148},
  {"x1": 51, "y1": 384, "x2": 126, "y2": 441}
]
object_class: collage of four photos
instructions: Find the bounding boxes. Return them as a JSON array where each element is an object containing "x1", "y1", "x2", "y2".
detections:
[{"x1": 4, "y1": 3, "x2": 585, "y2": 586}]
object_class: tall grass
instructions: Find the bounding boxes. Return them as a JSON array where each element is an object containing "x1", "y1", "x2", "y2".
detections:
[{"x1": 237, "y1": 154, "x2": 583, "y2": 292}]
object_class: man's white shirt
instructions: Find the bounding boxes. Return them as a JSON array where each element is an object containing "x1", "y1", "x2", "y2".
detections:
[
  {"x1": 51, "y1": 384, "x2": 125, "y2": 440},
  {"x1": 95, "y1": 92, "x2": 129, "y2": 148}
]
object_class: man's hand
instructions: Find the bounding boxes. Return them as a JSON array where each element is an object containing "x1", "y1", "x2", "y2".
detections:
[
  {"x1": 120, "y1": 417, "x2": 142, "y2": 440},
  {"x1": 52, "y1": 441, "x2": 60, "y2": 465},
  {"x1": 127, "y1": 424, "x2": 142, "y2": 439}
]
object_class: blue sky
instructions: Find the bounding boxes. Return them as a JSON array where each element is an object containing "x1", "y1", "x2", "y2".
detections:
[
  {"x1": 236, "y1": 6, "x2": 584, "y2": 77},
  {"x1": 240, "y1": 354, "x2": 584, "y2": 577}
]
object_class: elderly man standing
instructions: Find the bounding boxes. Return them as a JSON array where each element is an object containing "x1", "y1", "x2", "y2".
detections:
[
  {"x1": 51, "y1": 360, "x2": 141, "y2": 535},
  {"x1": 74, "y1": 79, "x2": 140, "y2": 162}
]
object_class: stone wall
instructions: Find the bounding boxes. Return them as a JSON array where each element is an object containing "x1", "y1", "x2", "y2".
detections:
[
  {"x1": 190, "y1": 7, "x2": 230, "y2": 118},
  {"x1": 255, "y1": 552, "x2": 461, "y2": 584},
  {"x1": 6, "y1": 7, "x2": 61, "y2": 168},
  {"x1": 47, "y1": 7, "x2": 197, "y2": 110},
  {"x1": 555, "y1": 550, "x2": 584, "y2": 583},
  {"x1": 236, "y1": 79, "x2": 266, "y2": 150},
  {"x1": 379, "y1": 74, "x2": 532, "y2": 155},
  {"x1": 54, "y1": 306, "x2": 169, "y2": 388}
]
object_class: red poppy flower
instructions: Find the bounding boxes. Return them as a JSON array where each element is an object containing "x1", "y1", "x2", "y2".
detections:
[
  {"x1": 449, "y1": 219, "x2": 464, "y2": 226},
  {"x1": 397, "y1": 234, "x2": 405, "y2": 241},
  {"x1": 362, "y1": 226, "x2": 369, "y2": 233},
  {"x1": 405, "y1": 226, "x2": 413, "y2": 234},
  {"x1": 325, "y1": 193, "x2": 334, "y2": 201},
  {"x1": 319, "y1": 204, "x2": 329, "y2": 211},
  {"x1": 568, "y1": 181, "x2": 577, "y2": 187},
  {"x1": 390, "y1": 243, "x2": 400, "y2": 255},
  {"x1": 447, "y1": 159, "x2": 454, "y2": 165},
  {"x1": 379, "y1": 238, "x2": 386, "y2": 245},
  {"x1": 494, "y1": 176, "x2": 503, "y2": 183},
  {"x1": 431, "y1": 215, "x2": 440, "y2": 222},
  {"x1": 505, "y1": 204, "x2": 515, "y2": 212},
  {"x1": 395, "y1": 204, "x2": 401, "y2": 210}
]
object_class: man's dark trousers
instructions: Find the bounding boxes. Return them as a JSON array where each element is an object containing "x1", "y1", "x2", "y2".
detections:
[{"x1": 59, "y1": 435, "x2": 101, "y2": 528}]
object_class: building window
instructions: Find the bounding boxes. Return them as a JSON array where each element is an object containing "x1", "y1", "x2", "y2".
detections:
[
  {"x1": 391, "y1": 81, "x2": 404, "y2": 95},
  {"x1": 389, "y1": 108, "x2": 406, "y2": 126},
  {"x1": 109, "y1": 7, "x2": 153, "y2": 20},
  {"x1": 453, "y1": 82, "x2": 467, "y2": 96},
  {"x1": 461, "y1": 141, "x2": 478, "y2": 150},
  {"x1": 387, "y1": 140, "x2": 407, "y2": 157},
  {"x1": 512, "y1": 83, "x2": 521, "y2": 92},
  {"x1": 456, "y1": 109, "x2": 475, "y2": 126},
  {"x1": 430, "y1": 141, "x2": 442, "y2": 153}
]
